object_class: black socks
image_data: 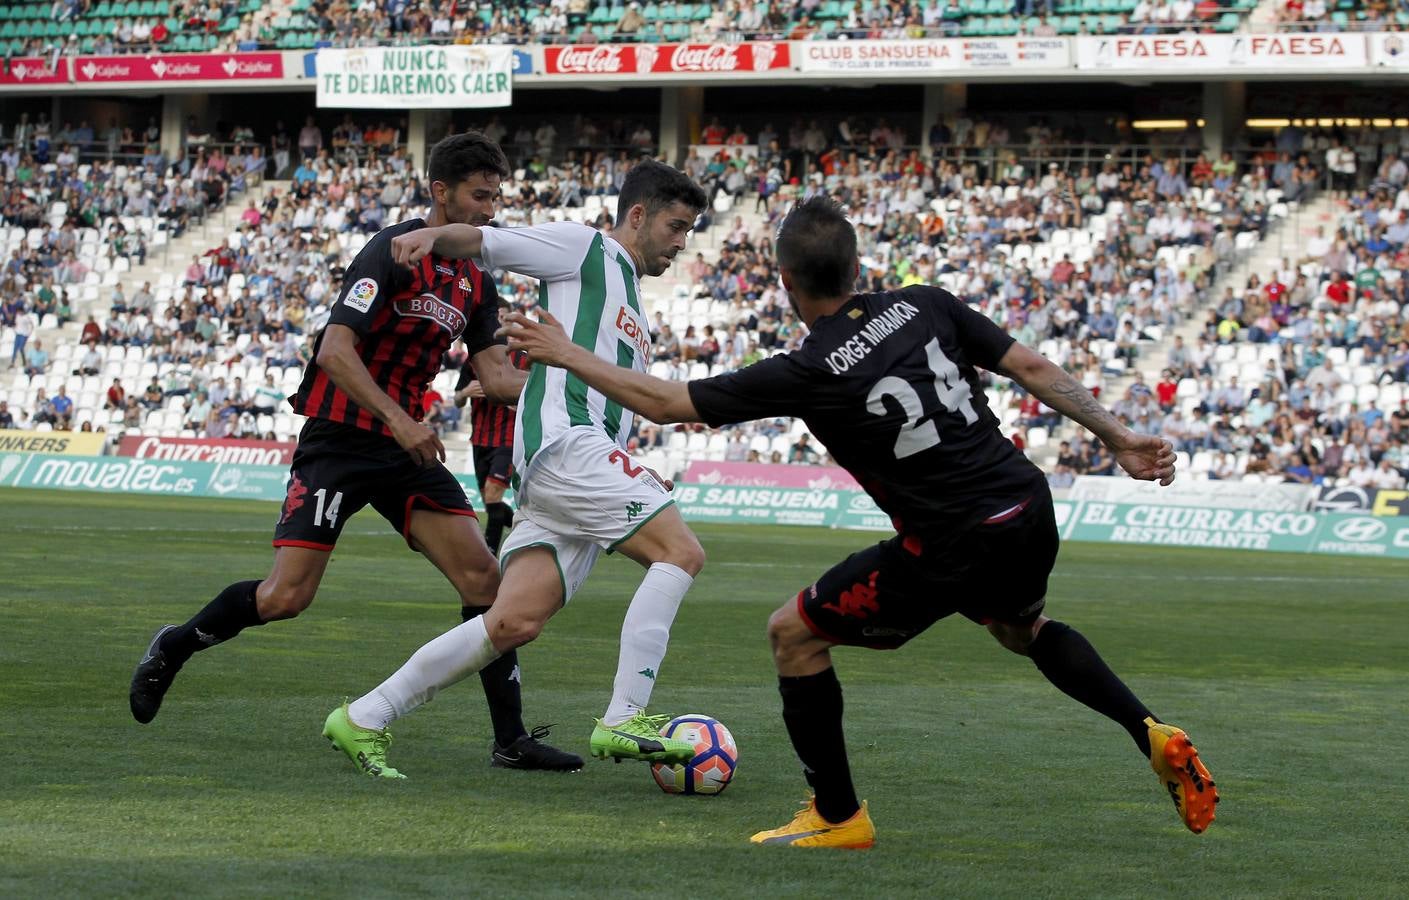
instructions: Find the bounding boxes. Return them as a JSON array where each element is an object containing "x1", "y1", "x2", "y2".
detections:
[
  {"x1": 483, "y1": 502, "x2": 513, "y2": 556},
  {"x1": 779, "y1": 667, "x2": 860, "y2": 824},
  {"x1": 163, "y1": 580, "x2": 265, "y2": 667},
  {"x1": 1027, "y1": 620, "x2": 1157, "y2": 757},
  {"x1": 461, "y1": 604, "x2": 527, "y2": 746}
]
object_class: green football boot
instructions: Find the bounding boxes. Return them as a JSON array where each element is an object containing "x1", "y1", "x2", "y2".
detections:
[
  {"x1": 322, "y1": 703, "x2": 407, "y2": 779},
  {"x1": 589, "y1": 712, "x2": 695, "y2": 765}
]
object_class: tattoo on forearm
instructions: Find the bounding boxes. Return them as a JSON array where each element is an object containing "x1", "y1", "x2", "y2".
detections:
[{"x1": 1048, "y1": 372, "x2": 1121, "y2": 434}]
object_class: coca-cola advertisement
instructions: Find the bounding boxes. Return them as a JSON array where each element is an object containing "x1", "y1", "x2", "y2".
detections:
[
  {"x1": 73, "y1": 53, "x2": 285, "y2": 83},
  {"x1": 118, "y1": 435, "x2": 296, "y2": 467},
  {"x1": 543, "y1": 42, "x2": 791, "y2": 76}
]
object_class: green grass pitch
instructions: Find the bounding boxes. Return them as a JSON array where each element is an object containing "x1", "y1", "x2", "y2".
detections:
[{"x1": 2, "y1": 487, "x2": 1407, "y2": 898}]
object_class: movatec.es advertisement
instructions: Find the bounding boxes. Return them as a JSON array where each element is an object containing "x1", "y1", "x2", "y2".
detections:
[{"x1": 3, "y1": 453, "x2": 1406, "y2": 558}]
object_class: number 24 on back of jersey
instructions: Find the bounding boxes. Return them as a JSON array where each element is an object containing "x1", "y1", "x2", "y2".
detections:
[{"x1": 865, "y1": 338, "x2": 978, "y2": 459}]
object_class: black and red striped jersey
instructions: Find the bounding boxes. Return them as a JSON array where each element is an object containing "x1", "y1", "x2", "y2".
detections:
[
  {"x1": 459, "y1": 349, "x2": 530, "y2": 447},
  {"x1": 291, "y1": 219, "x2": 502, "y2": 435}
]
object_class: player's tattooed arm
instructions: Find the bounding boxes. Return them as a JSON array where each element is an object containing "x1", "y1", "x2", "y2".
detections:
[
  {"x1": 996, "y1": 341, "x2": 1175, "y2": 485},
  {"x1": 499, "y1": 310, "x2": 703, "y2": 424}
]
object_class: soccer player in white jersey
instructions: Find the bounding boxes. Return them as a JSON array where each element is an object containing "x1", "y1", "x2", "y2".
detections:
[{"x1": 322, "y1": 160, "x2": 711, "y2": 775}]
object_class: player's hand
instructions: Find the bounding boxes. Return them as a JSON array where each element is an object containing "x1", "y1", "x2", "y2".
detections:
[
  {"x1": 644, "y1": 465, "x2": 674, "y2": 492},
  {"x1": 499, "y1": 310, "x2": 574, "y2": 366},
  {"x1": 464, "y1": 379, "x2": 486, "y2": 400},
  {"x1": 390, "y1": 229, "x2": 438, "y2": 270},
  {"x1": 1112, "y1": 432, "x2": 1176, "y2": 486},
  {"x1": 392, "y1": 419, "x2": 446, "y2": 467}
]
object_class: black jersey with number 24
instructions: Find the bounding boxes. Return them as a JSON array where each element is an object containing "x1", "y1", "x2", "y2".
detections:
[{"x1": 688, "y1": 285, "x2": 1046, "y2": 548}]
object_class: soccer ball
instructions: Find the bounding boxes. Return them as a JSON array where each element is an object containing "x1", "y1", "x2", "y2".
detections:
[{"x1": 650, "y1": 714, "x2": 738, "y2": 796}]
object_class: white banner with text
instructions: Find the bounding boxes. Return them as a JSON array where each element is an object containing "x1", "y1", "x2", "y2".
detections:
[{"x1": 315, "y1": 46, "x2": 514, "y2": 108}]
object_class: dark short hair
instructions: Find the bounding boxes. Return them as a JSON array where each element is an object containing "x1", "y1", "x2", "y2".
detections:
[
  {"x1": 426, "y1": 131, "x2": 509, "y2": 187},
  {"x1": 617, "y1": 159, "x2": 707, "y2": 220},
  {"x1": 776, "y1": 196, "x2": 857, "y2": 299}
]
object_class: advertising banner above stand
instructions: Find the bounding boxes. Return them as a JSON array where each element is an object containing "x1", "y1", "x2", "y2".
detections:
[
  {"x1": 72, "y1": 52, "x2": 285, "y2": 83},
  {"x1": 542, "y1": 41, "x2": 790, "y2": 75},
  {"x1": 315, "y1": 46, "x2": 514, "y2": 108},
  {"x1": 1074, "y1": 33, "x2": 1367, "y2": 71}
]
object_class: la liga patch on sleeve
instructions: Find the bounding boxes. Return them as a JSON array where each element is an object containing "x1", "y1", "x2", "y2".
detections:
[{"x1": 343, "y1": 277, "x2": 379, "y2": 313}]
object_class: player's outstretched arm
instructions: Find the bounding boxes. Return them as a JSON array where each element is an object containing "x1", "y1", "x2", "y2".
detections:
[
  {"x1": 996, "y1": 341, "x2": 1176, "y2": 485},
  {"x1": 317, "y1": 324, "x2": 446, "y2": 466},
  {"x1": 499, "y1": 311, "x2": 702, "y2": 424},
  {"x1": 469, "y1": 344, "x2": 529, "y2": 405},
  {"x1": 390, "y1": 225, "x2": 483, "y2": 267}
]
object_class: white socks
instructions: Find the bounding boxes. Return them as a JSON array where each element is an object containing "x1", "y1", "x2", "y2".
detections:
[
  {"x1": 603, "y1": 562, "x2": 694, "y2": 726},
  {"x1": 348, "y1": 616, "x2": 501, "y2": 731}
]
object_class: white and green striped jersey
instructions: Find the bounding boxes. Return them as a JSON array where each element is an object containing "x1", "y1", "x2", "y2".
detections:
[{"x1": 477, "y1": 221, "x2": 652, "y2": 480}]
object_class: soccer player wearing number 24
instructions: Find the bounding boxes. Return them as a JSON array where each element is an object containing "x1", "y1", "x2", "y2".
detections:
[
  {"x1": 502, "y1": 197, "x2": 1219, "y2": 848},
  {"x1": 128, "y1": 132, "x2": 581, "y2": 775}
]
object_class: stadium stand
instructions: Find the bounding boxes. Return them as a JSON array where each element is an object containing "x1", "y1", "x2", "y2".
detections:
[
  {"x1": 1, "y1": 107, "x2": 1406, "y2": 485},
  {"x1": 0, "y1": 0, "x2": 1270, "y2": 56}
]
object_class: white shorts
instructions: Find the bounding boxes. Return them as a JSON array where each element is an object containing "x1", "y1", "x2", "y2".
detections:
[{"x1": 499, "y1": 426, "x2": 675, "y2": 603}]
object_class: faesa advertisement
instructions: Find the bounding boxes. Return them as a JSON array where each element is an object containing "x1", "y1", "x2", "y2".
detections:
[
  {"x1": 316, "y1": 46, "x2": 514, "y2": 108},
  {"x1": 1368, "y1": 31, "x2": 1409, "y2": 68},
  {"x1": 1076, "y1": 33, "x2": 1367, "y2": 71},
  {"x1": 1312, "y1": 484, "x2": 1409, "y2": 517}
]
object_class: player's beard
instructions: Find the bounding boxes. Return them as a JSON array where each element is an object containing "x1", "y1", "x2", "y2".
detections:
[
  {"x1": 644, "y1": 241, "x2": 673, "y2": 277},
  {"x1": 786, "y1": 292, "x2": 802, "y2": 320}
]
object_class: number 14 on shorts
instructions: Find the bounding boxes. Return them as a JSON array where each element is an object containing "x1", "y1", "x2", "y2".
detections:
[{"x1": 313, "y1": 488, "x2": 344, "y2": 528}]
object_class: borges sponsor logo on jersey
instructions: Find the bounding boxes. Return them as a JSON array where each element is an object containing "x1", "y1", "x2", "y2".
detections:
[
  {"x1": 616, "y1": 306, "x2": 650, "y2": 356},
  {"x1": 396, "y1": 293, "x2": 467, "y2": 336}
]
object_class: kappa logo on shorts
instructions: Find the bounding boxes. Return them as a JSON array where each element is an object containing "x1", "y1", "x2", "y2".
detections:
[
  {"x1": 279, "y1": 473, "x2": 308, "y2": 524},
  {"x1": 822, "y1": 570, "x2": 880, "y2": 620},
  {"x1": 625, "y1": 500, "x2": 645, "y2": 522}
]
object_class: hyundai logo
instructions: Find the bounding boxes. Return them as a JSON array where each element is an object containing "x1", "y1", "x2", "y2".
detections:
[{"x1": 1331, "y1": 518, "x2": 1387, "y2": 543}]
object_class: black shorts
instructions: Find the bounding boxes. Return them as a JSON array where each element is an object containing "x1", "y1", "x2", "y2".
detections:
[
  {"x1": 272, "y1": 418, "x2": 476, "y2": 552},
  {"x1": 797, "y1": 491, "x2": 1059, "y2": 650},
  {"x1": 472, "y1": 443, "x2": 514, "y2": 494}
]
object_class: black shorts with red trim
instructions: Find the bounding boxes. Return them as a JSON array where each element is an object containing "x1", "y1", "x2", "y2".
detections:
[
  {"x1": 472, "y1": 443, "x2": 514, "y2": 494},
  {"x1": 797, "y1": 489, "x2": 1059, "y2": 650},
  {"x1": 273, "y1": 418, "x2": 475, "y2": 552}
]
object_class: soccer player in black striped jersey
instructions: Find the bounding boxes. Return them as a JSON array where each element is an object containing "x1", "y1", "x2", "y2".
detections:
[
  {"x1": 128, "y1": 132, "x2": 581, "y2": 775},
  {"x1": 501, "y1": 197, "x2": 1219, "y2": 845},
  {"x1": 453, "y1": 298, "x2": 530, "y2": 555}
]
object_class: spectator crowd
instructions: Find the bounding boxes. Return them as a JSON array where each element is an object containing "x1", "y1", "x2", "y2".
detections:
[{"x1": 2, "y1": 109, "x2": 1407, "y2": 490}]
